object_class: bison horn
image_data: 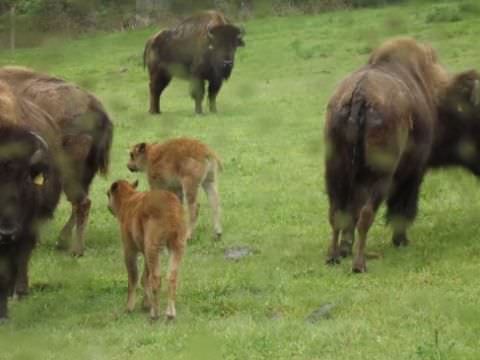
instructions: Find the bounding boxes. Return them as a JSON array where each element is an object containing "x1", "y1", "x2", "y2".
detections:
[
  {"x1": 207, "y1": 24, "x2": 214, "y2": 39},
  {"x1": 471, "y1": 79, "x2": 480, "y2": 106},
  {"x1": 29, "y1": 148, "x2": 45, "y2": 166},
  {"x1": 29, "y1": 131, "x2": 49, "y2": 150}
]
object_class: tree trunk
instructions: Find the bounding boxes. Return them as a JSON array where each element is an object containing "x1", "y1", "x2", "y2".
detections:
[{"x1": 10, "y1": 5, "x2": 15, "y2": 55}]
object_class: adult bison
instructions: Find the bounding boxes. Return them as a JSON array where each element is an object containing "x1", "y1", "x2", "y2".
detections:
[
  {"x1": 144, "y1": 10, "x2": 245, "y2": 115},
  {"x1": 0, "y1": 80, "x2": 61, "y2": 320},
  {"x1": 324, "y1": 37, "x2": 448, "y2": 272},
  {"x1": 430, "y1": 69, "x2": 480, "y2": 171},
  {"x1": 0, "y1": 66, "x2": 113, "y2": 256}
]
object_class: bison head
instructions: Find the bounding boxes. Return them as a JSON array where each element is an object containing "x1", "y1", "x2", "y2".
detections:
[
  {"x1": 206, "y1": 24, "x2": 245, "y2": 80},
  {"x1": 438, "y1": 69, "x2": 480, "y2": 174},
  {"x1": 0, "y1": 128, "x2": 50, "y2": 244}
]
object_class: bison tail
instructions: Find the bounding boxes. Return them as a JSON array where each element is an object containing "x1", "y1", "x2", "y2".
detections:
[
  {"x1": 95, "y1": 111, "x2": 114, "y2": 177},
  {"x1": 349, "y1": 99, "x2": 367, "y2": 176}
]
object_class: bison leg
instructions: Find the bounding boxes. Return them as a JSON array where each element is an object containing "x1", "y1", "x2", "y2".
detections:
[
  {"x1": 0, "y1": 255, "x2": 14, "y2": 320},
  {"x1": 57, "y1": 209, "x2": 75, "y2": 250},
  {"x1": 386, "y1": 173, "x2": 424, "y2": 248},
  {"x1": 208, "y1": 78, "x2": 223, "y2": 113},
  {"x1": 190, "y1": 78, "x2": 205, "y2": 115},
  {"x1": 339, "y1": 221, "x2": 356, "y2": 257},
  {"x1": 352, "y1": 185, "x2": 387, "y2": 273},
  {"x1": 14, "y1": 237, "x2": 36, "y2": 297},
  {"x1": 149, "y1": 69, "x2": 171, "y2": 114},
  {"x1": 326, "y1": 204, "x2": 346, "y2": 265},
  {"x1": 70, "y1": 198, "x2": 91, "y2": 257}
]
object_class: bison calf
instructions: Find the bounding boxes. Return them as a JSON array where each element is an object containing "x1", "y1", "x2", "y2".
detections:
[
  {"x1": 127, "y1": 138, "x2": 223, "y2": 240},
  {"x1": 107, "y1": 180, "x2": 187, "y2": 321}
]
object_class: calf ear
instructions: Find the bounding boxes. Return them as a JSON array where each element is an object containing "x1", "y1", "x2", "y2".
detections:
[
  {"x1": 470, "y1": 79, "x2": 480, "y2": 106},
  {"x1": 138, "y1": 142, "x2": 146, "y2": 153},
  {"x1": 111, "y1": 182, "x2": 119, "y2": 192},
  {"x1": 131, "y1": 179, "x2": 139, "y2": 189}
]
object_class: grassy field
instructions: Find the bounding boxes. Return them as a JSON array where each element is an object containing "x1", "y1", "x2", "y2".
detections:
[{"x1": 1, "y1": 1, "x2": 480, "y2": 359}]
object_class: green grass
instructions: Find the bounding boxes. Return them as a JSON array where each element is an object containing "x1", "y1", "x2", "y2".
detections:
[{"x1": 1, "y1": 1, "x2": 480, "y2": 359}]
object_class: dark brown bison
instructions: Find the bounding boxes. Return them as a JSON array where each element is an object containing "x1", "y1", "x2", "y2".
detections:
[
  {"x1": 0, "y1": 80, "x2": 61, "y2": 320},
  {"x1": 144, "y1": 10, "x2": 245, "y2": 115},
  {"x1": 430, "y1": 69, "x2": 480, "y2": 171},
  {"x1": 0, "y1": 66, "x2": 113, "y2": 256},
  {"x1": 325, "y1": 38, "x2": 448, "y2": 272}
]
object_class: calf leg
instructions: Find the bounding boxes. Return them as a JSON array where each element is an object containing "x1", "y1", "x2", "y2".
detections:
[
  {"x1": 183, "y1": 178, "x2": 200, "y2": 239},
  {"x1": 149, "y1": 69, "x2": 172, "y2": 114},
  {"x1": 165, "y1": 244, "x2": 184, "y2": 320},
  {"x1": 145, "y1": 249, "x2": 161, "y2": 320},
  {"x1": 386, "y1": 173, "x2": 424, "y2": 247},
  {"x1": 208, "y1": 78, "x2": 223, "y2": 113},
  {"x1": 124, "y1": 250, "x2": 138, "y2": 313},
  {"x1": 141, "y1": 262, "x2": 150, "y2": 311},
  {"x1": 190, "y1": 78, "x2": 205, "y2": 115},
  {"x1": 202, "y1": 176, "x2": 222, "y2": 240}
]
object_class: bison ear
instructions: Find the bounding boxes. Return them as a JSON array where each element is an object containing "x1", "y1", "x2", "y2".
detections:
[
  {"x1": 131, "y1": 179, "x2": 139, "y2": 189},
  {"x1": 470, "y1": 79, "x2": 480, "y2": 106},
  {"x1": 138, "y1": 142, "x2": 146, "y2": 153}
]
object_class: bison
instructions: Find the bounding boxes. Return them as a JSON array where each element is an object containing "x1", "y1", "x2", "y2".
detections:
[
  {"x1": 144, "y1": 10, "x2": 245, "y2": 115},
  {"x1": 0, "y1": 66, "x2": 113, "y2": 256},
  {"x1": 324, "y1": 37, "x2": 448, "y2": 272},
  {"x1": 0, "y1": 80, "x2": 61, "y2": 320},
  {"x1": 430, "y1": 69, "x2": 480, "y2": 171}
]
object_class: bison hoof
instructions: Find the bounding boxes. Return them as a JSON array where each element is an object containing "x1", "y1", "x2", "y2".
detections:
[
  {"x1": 339, "y1": 243, "x2": 353, "y2": 258},
  {"x1": 392, "y1": 234, "x2": 409, "y2": 248},
  {"x1": 149, "y1": 109, "x2": 160, "y2": 115},
  {"x1": 55, "y1": 241, "x2": 70, "y2": 251},
  {"x1": 352, "y1": 259, "x2": 367, "y2": 273},
  {"x1": 326, "y1": 256, "x2": 341, "y2": 265},
  {"x1": 213, "y1": 232, "x2": 222, "y2": 241},
  {"x1": 70, "y1": 247, "x2": 85, "y2": 257},
  {"x1": 165, "y1": 314, "x2": 176, "y2": 324}
]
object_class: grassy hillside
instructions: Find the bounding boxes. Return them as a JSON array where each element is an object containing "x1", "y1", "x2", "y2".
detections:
[{"x1": 1, "y1": 1, "x2": 480, "y2": 359}]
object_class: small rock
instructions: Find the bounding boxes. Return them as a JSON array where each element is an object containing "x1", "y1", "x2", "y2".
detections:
[
  {"x1": 224, "y1": 246, "x2": 255, "y2": 261},
  {"x1": 306, "y1": 303, "x2": 336, "y2": 323}
]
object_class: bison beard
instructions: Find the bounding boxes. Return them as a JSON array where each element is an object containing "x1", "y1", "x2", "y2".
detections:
[
  {"x1": 325, "y1": 38, "x2": 447, "y2": 273},
  {"x1": 144, "y1": 10, "x2": 245, "y2": 115}
]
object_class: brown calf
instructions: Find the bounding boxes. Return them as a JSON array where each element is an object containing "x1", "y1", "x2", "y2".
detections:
[
  {"x1": 127, "y1": 137, "x2": 222, "y2": 240},
  {"x1": 107, "y1": 180, "x2": 187, "y2": 320}
]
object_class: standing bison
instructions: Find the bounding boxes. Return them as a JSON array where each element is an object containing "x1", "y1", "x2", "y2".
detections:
[
  {"x1": 0, "y1": 80, "x2": 61, "y2": 320},
  {"x1": 324, "y1": 38, "x2": 448, "y2": 272},
  {"x1": 0, "y1": 67, "x2": 113, "y2": 256},
  {"x1": 144, "y1": 10, "x2": 245, "y2": 115}
]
